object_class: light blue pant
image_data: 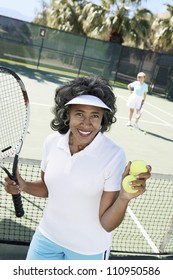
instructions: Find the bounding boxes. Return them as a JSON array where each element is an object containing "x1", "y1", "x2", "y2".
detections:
[{"x1": 26, "y1": 230, "x2": 109, "y2": 260}]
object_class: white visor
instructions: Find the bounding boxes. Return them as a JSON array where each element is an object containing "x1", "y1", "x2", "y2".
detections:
[{"x1": 65, "y1": 95, "x2": 111, "y2": 111}]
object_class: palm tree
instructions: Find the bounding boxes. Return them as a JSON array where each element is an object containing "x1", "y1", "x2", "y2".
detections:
[
  {"x1": 89, "y1": 1, "x2": 153, "y2": 47},
  {"x1": 33, "y1": 0, "x2": 153, "y2": 49},
  {"x1": 43, "y1": 0, "x2": 88, "y2": 34},
  {"x1": 153, "y1": 4, "x2": 173, "y2": 53},
  {"x1": 78, "y1": 2, "x2": 107, "y2": 36},
  {"x1": 33, "y1": 0, "x2": 107, "y2": 37},
  {"x1": 124, "y1": 8, "x2": 153, "y2": 48}
]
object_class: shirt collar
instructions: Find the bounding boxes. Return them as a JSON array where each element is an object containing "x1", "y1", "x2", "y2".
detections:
[{"x1": 56, "y1": 130, "x2": 70, "y2": 152}]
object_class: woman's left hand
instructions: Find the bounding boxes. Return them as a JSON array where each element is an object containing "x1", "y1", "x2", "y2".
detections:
[{"x1": 119, "y1": 161, "x2": 152, "y2": 200}]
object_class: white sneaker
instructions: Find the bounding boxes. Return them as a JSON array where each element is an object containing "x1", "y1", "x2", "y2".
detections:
[
  {"x1": 133, "y1": 123, "x2": 139, "y2": 129},
  {"x1": 126, "y1": 121, "x2": 131, "y2": 126}
]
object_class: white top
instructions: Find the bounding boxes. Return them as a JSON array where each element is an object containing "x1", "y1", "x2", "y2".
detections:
[
  {"x1": 39, "y1": 130, "x2": 126, "y2": 254},
  {"x1": 129, "y1": 81, "x2": 148, "y2": 97}
]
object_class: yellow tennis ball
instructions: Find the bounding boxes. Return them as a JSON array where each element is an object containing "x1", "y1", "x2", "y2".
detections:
[
  {"x1": 122, "y1": 175, "x2": 138, "y2": 193},
  {"x1": 130, "y1": 160, "x2": 147, "y2": 176}
]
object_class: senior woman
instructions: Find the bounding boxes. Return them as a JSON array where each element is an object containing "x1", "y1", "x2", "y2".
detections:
[{"x1": 4, "y1": 76, "x2": 151, "y2": 260}]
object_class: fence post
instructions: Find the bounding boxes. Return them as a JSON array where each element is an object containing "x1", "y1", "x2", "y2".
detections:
[
  {"x1": 37, "y1": 28, "x2": 46, "y2": 69},
  {"x1": 77, "y1": 36, "x2": 88, "y2": 76},
  {"x1": 114, "y1": 45, "x2": 123, "y2": 83}
]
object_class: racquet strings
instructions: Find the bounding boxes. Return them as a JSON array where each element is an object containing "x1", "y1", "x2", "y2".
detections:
[{"x1": 0, "y1": 70, "x2": 28, "y2": 158}]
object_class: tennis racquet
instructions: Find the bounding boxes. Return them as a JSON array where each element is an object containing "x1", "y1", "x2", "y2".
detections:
[
  {"x1": 136, "y1": 100, "x2": 144, "y2": 119},
  {"x1": 0, "y1": 66, "x2": 30, "y2": 217}
]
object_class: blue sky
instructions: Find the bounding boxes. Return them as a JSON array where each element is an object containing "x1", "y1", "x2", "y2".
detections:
[{"x1": 0, "y1": 0, "x2": 172, "y2": 21}]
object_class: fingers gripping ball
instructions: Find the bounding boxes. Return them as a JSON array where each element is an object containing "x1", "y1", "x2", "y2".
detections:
[
  {"x1": 122, "y1": 175, "x2": 138, "y2": 194},
  {"x1": 123, "y1": 160, "x2": 147, "y2": 193},
  {"x1": 130, "y1": 160, "x2": 147, "y2": 176}
]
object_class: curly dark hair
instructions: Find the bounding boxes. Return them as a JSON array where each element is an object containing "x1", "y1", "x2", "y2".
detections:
[{"x1": 51, "y1": 76, "x2": 117, "y2": 134}]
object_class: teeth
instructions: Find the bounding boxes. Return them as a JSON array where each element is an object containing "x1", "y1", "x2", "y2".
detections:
[{"x1": 79, "y1": 130, "x2": 91, "y2": 135}]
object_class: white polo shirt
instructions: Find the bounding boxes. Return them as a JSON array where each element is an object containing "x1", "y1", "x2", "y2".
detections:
[{"x1": 39, "y1": 130, "x2": 126, "y2": 254}]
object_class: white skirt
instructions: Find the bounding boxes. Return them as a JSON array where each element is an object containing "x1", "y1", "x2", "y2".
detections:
[{"x1": 127, "y1": 93, "x2": 143, "y2": 110}]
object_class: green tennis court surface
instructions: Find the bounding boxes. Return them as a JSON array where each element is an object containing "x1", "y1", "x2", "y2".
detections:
[{"x1": 0, "y1": 64, "x2": 173, "y2": 259}]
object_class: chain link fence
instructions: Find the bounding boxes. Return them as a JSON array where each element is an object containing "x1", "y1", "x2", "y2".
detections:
[{"x1": 0, "y1": 15, "x2": 173, "y2": 100}]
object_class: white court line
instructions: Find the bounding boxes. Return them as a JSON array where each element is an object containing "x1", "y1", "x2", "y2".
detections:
[
  {"x1": 146, "y1": 102, "x2": 173, "y2": 118},
  {"x1": 117, "y1": 116, "x2": 169, "y2": 127},
  {"x1": 142, "y1": 109, "x2": 173, "y2": 128},
  {"x1": 116, "y1": 94, "x2": 173, "y2": 128},
  {"x1": 127, "y1": 206, "x2": 160, "y2": 253}
]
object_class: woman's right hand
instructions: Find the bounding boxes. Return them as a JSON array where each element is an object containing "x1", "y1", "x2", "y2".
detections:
[{"x1": 4, "y1": 170, "x2": 25, "y2": 195}]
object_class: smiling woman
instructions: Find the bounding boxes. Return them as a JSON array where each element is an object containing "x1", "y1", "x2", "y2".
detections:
[
  {"x1": 4, "y1": 76, "x2": 151, "y2": 260},
  {"x1": 67, "y1": 103, "x2": 104, "y2": 154},
  {"x1": 51, "y1": 76, "x2": 117, "y2": 134},
  {"x1": 50, "y1": 76, "x2": 116, "y2": 155}
]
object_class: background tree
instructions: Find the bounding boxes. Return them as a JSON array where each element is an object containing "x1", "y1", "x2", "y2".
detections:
[
  {"x1": 33, "y1": 0, "x2": 49, "y2": 26},
  {"x1": 152, "y1": 4, "x2": 173, "y2": 54},
  {"x1": 32, "y1": 0, "x2": 173, "y2": 53},
  {"x1": 88, "y1": 0, "x2": 153, "y2": 47}
]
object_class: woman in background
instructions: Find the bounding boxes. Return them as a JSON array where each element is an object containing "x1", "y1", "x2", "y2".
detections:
[{"x1": 127, "y1": 72, "x2": 148, "y2": 129}]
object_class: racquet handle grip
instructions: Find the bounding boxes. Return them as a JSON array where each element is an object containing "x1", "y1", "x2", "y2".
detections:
[
  {"x1": 1, "y1": 165, "x2": 25, "y2": 217},
  {"x1": 12, "y1": 193, "x2": 24, "y2": 217}
]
